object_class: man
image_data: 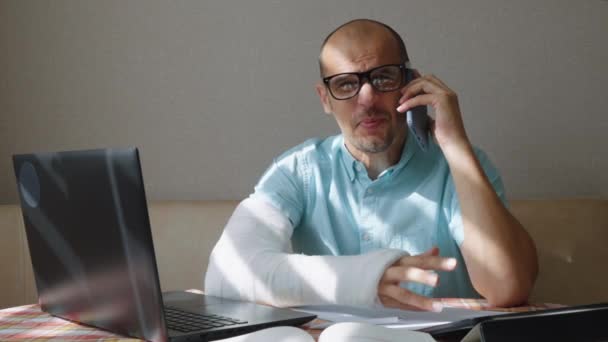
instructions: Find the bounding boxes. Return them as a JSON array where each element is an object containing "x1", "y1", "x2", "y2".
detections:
[{"x1": 205, "y1": 19, "x2": 538, "y2": 311}]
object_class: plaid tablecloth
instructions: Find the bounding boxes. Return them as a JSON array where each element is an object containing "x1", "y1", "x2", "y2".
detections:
[
  {"x1": 0, "y1": 305, "x2": 138, "y2": 341},
  {"x1": 0, "y1": 300, "x2": 562, "y2": 341}
]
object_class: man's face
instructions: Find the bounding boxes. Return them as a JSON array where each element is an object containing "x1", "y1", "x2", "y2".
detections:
[{"x1": 316, "y1": 33, "x2": 406, "y2": 154}]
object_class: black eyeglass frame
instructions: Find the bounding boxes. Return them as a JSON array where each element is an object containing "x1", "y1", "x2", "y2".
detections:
[{"x1": 322, "y1": 63, "x2": 412, "y2": 100}]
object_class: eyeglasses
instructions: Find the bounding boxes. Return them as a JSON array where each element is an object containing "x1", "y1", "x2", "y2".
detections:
[{"x1": 322, "y1": 64, "x2": 407, "y2": 100}]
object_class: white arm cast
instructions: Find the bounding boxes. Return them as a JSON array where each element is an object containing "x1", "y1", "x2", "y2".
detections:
[{"x1": 204, "y1": 197, "x2": 407, "y2": 307}]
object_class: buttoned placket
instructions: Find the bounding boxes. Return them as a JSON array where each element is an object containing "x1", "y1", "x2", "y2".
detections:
[
  {"x1": 358, "y1": 165, "x2": 384, "y2": 252},
  {"x1": 358, "y1": 167, "x2": 398, "y2": 251}
]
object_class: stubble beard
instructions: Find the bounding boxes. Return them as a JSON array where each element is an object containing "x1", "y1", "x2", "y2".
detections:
[
  {"x1": 343, "y1": 106, "x2": 403, "y2": 154},
  {"x1": 349, "y1": 125, "x2": 395, "y2": 153}
]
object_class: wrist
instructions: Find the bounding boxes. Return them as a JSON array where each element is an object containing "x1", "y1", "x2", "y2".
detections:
[
  {"x1": 442, "y1": 140, "x2": 489, "y2": 187},
  {"x1": 438, "y1": 136, "x2": 475, "y2": 163},
  {"x1": 442, "y1": 138, "x2": 488, "y2": 176}
]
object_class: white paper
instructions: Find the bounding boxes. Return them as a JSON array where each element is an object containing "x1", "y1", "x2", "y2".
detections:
[
  {"x1": 293, "y1": 304, "x2": 506, "y2": 330},
  {"x1": 320, "y1": 322, "x2": 437, "y2": 342}
]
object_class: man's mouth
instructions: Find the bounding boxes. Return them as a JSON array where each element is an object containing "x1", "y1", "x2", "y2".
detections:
[{"x1": 358, "y1": 117, "x2": 386, "y2": 129}]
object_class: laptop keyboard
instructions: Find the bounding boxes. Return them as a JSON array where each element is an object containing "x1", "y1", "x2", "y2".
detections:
[{"x1": 164, "y1": 307, "x2": 248, "y2": 333}]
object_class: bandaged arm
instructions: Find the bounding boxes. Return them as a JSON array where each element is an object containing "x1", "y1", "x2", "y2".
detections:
[{"x1": 204, "y1": 197, "x2": 407, "y2": 307}]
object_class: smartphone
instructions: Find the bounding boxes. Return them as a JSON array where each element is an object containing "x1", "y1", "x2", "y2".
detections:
[{"x1": 404, "y1": 68, "x2": 430, "y2": 152}]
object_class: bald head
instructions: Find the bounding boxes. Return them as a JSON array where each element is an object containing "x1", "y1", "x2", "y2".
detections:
[{"x1": 319, "y1": 19, "x2": 409, "y2": 77}]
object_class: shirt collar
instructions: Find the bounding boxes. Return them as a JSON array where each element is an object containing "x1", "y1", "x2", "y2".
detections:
[
  {"x1": 339, "y1": 131, "x2": 418, "y2": 182},
  {"x1": 387, "y1": 130, "x2": 418, "y2": 177}
]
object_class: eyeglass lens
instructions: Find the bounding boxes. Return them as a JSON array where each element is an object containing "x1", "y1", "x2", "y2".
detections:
[{"x1": 328, "y1": 65, "x2": 403, "y2": 99}]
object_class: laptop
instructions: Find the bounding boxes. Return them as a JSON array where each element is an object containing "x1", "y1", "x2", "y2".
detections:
[{"x1": 12, "y1": 147, "x2": 315, "y2": 342}]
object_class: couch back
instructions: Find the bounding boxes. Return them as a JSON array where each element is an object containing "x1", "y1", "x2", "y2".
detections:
[{"x1": 1, "y1": 199, "x2": 607, "y2": 309}]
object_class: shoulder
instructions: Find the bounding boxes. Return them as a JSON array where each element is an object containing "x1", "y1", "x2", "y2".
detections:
[{"x1": 272, "y1": 135, "x2": 342, "y2": 167}]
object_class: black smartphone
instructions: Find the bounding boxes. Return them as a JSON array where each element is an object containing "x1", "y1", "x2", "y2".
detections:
[{"x1": 404, "y1": 67, "x2": 430, "y2": 152}]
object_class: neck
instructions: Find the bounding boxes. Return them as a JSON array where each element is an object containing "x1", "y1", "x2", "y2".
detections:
[{"x1": 346, "y1": 131, "x2": 407, "y2": 180}]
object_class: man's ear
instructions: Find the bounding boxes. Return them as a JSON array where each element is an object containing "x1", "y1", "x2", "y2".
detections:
[{"x1": 315, "y1": 82, "x2": 333, "y2": 114}]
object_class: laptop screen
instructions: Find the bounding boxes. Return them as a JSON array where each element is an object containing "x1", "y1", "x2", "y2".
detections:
[{"x1": 13, "y1": 148, "x2": 167, "y2": 341}]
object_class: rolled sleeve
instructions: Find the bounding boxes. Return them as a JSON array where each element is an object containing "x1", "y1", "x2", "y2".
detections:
[{"x1": 252, "y1": 150, "x2": 308, "y2": 228}]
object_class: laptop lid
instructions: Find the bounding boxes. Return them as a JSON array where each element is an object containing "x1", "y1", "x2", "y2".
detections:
[
  {"x1": 13, "y1": 147, "x2": 315, "y2": 342},
  {"x1": 13, "y1": 148, "x2": 168, "y2": 341}
]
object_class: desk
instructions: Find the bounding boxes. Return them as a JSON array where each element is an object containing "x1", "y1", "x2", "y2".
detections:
[{"x1": 0, "y1": 300, "x2": 561, "y2": 341}]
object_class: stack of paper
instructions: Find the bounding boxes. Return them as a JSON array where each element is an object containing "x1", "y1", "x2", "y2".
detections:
[{"x1": 292, "y1": 304, "x2": 505, "y2": 329}]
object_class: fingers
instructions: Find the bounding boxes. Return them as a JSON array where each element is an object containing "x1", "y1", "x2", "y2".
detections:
[
  {"x1": 382, "y1": 265, "x2": 439, "y2": 287},
  {"x1": 379, "y1": 295, "x2": 425, "y2": 311},
  {"x1": 379, "y1": 295, "x2": 411, "y2": 309},
  {"x1": 397, "y1": 94, "x2": 434, "y2": 113},
  {"x1": 398, "y1": 73, "x2": 455, "y2": 112},
  {"x1": 378, "y1": 284, "x2": 443, "y2": 312},
  {"x1": 401, "y1": 73, "x2": 448, "y2": 95},
  {"x1": 400, "y1": 78, "x2": 444, "y2": 102},
  {"x1": 396, "y1": 254, "x2": 458, "y2": 272},
  {"x1": 404, "y1": 72, "x2": 449, "y2": 92},
  {"x1": 377, "y1": 247, "x2": 455, "y2": 312},
  {"x1": 426, "y1": 73, "x2": 450, "y2": 89}
]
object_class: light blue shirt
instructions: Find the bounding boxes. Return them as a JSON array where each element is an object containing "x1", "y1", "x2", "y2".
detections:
[{"x1": 252, "y1": 132, "x2": 507, "y2": 298}]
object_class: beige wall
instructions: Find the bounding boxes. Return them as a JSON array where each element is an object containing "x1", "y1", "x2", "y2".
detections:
[{"x1": 1, "y1": 0, "x2": 607, "y2": 204}]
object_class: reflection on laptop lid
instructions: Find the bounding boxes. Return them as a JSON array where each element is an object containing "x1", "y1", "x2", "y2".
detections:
[{"x1": 13, "y1": 147, "x2": 315, "y2": 342}]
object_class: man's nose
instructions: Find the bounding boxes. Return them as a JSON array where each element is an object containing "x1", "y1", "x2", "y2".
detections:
[{"x1": 357, "y1": 82, "x2": 377, "y2": 107}]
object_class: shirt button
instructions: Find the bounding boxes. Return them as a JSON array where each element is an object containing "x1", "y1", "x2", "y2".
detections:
[
  {"x1": 366, "y1": 188, "x2": 374, "y2": 195},
  {"x1": 362, "y1": 233, "x2": 371, "y2": 241}
]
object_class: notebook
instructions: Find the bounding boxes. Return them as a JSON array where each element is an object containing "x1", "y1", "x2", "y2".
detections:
[{"x1": 12, "y1": 147, "x2": 315, "y2": 342}]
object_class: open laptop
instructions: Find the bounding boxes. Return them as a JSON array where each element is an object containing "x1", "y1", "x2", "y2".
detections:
[{"x1": 12, "y1": 147, "x2": 315, "y2": 342}]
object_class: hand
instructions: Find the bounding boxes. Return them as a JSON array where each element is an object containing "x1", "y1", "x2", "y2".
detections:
[
  {"x1": 396, "y1": 71, "x2": 470, "y2": 152},
  {"x1": 378, "y1": 247, "x2": 457, "y2": 312}
]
